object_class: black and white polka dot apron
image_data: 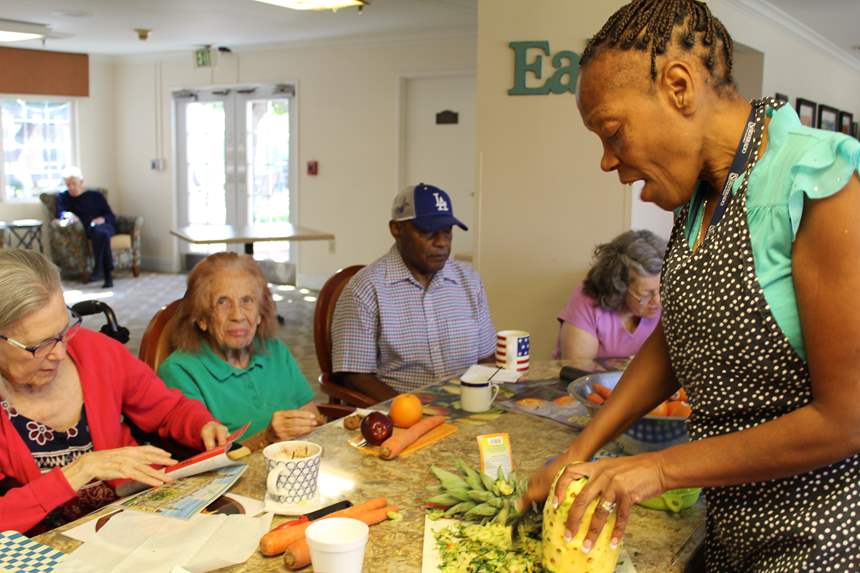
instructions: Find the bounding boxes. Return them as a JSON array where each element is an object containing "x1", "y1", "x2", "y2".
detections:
[{"x1": 660, "y1": 98, "x2": 860, "y2": 572}]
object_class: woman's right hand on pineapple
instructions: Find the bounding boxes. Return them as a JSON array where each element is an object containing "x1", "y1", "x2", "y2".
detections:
[{"x1": 546, "y1": 454, "x2": 668, "y2": 553}]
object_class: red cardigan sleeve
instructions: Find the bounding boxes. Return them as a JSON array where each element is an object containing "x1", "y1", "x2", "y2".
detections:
[{"x1": 0, "y1": 468, "x2": 76, "y2": 533}]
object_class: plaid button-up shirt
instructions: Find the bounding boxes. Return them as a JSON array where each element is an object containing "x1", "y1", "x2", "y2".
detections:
[{"x1": 332, "y1": 247, "x2": 496, "y2": 393}]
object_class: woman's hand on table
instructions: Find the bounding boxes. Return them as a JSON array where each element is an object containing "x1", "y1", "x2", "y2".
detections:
[
  {"x1": 62, "y1": 446, "x2": 177, "y2": 491},
  {"x1": 201, "y1": 421, "x2": 230, "y2": 450},
  {"x1": 553, "y1": 455, "x2": 668, "y2": 552},
  {"x1": 267, "y1": 409, "x2": 319, "y2": 441}
]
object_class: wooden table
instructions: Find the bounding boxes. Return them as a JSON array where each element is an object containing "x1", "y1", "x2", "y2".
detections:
[
  {"x1": 36, "y1": 361, "x2": 704, "y2": 572},
  {"x1": 171, "y1": 223, "x2": 335, "y2": 255}
]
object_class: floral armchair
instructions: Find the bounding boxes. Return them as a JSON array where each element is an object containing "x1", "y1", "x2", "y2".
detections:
[{"x1": 39, "y1": 189, "x2": 143, "y2": 283}]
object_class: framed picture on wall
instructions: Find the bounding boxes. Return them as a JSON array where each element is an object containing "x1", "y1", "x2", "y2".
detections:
[
  {"x1": 796, "y1": 98, "x2": 817, "y2": 127},
  {"x1": 853, "y1": 122, "x2": 858, "y2": 139},
  {"x1": 775, "y1": 93, "x2": 789, "y2": 104},
  {"x1": 818, "y1": 104, "x2": 839, "y2": 131},
  {"x1": 838, "y1": 111, "x2": 854, "y2": 135}
]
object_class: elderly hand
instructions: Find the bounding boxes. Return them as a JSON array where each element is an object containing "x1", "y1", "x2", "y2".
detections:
[
  {"x1": 548, "y1": 455, "x2": 668, "y2": 552},
  {"x1": 267, "y1": 410, "x2": 319, "y2": 441},
  {"x1": 62, "y1": 445, "x2": 177, "y2": 491},
  {"x1": 201, "y1": 421, "x2": 230, "y2": 450}
]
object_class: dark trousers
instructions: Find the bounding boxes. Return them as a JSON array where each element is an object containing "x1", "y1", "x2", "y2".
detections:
[{"x1": 86, "y1": 223, "x2": 115, "y2": 278}]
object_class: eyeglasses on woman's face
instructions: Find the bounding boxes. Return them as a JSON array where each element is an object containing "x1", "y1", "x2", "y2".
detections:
[{"x1": 0, "y1": 307, "x2": 83, "y2": 359}]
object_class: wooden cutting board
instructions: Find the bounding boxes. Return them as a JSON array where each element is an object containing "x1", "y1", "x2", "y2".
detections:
[{"x1": 348, "y1": 422, "x2": 458, "y2": 458}]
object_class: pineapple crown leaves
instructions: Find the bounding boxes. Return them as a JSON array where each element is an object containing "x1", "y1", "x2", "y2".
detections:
[{"x1": 427, "y1": 461, "x2": 535, "y2": 526}]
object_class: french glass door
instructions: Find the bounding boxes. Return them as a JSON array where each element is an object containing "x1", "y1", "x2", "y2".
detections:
[{"x1": 175, "y1": 85, "x2": 295, "y2": 261}]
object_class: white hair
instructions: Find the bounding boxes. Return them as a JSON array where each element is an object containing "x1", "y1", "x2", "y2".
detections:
[
  {"x1": 62, "y1": 166, "x2": 83, "y2": 180},
  {"x1": 0, "y1": 249, "x2": 62, "y2": 332}
]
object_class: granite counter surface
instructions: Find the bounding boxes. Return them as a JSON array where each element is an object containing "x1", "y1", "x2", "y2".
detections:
[{"x1": 37, "y1": 362, "x2": 703, "y2": 572}]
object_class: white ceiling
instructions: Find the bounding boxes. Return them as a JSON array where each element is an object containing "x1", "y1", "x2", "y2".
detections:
[
  {"x1": 764, "y1": 0, "x2": 860, "y2": 63},
  {"x1": 0, "y1": 0, "x2": 855, "y2": 64},
  {"x1": 0, "y1": 0, "x2": 477, "y2": 55}
]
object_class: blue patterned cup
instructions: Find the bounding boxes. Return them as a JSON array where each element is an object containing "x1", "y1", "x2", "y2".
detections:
[{"x1": 263, "y1": 441, "x2": 322, "y2": 504}]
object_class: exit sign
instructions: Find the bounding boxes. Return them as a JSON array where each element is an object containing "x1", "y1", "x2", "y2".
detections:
[{"x1": 194, "y1": 47, "x2": 213, "y2": 68}]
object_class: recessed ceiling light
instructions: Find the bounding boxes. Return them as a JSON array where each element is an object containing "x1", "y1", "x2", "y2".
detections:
[
  {"x1": 253, "y1": 0, "x2": 369, "y2": 11},
  {"x1": 0, "y1": 19, "x2": 49, "y2": 43}
]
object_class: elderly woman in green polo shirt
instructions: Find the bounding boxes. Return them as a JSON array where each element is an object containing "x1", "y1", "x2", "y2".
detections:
[{"x1": 158, "y1": 252, "x2": 321, "y2": 449}]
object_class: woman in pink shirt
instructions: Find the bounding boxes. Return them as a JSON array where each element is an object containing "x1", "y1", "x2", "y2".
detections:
[{"x1": 555, "y1": 230, "x2": 666, "y2": 365}]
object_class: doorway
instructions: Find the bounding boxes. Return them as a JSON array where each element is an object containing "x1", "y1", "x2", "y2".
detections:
[
  {"x1": 401, "y1": 74, "x2": 476, "y2": 259},
  {"x1": 174, "y1": 84, "x2": 296, "y2": 265}
]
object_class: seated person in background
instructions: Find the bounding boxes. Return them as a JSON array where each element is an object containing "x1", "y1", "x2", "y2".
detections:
[
  {"x1": 555, "y1": 229, "x2": 667, "y2": 365},
  {"x1": 56, "y1": 166, "x2": 117, "y2": 288},
  {"x1": 0, "y1": 249, "x2": 226, "y2": 534},
  {"x1": 159, "y1": 252, "x2": 321, "y2": 451},
  {"x1": 332, "y1": 183, "x2": 496, "y2": 402}
]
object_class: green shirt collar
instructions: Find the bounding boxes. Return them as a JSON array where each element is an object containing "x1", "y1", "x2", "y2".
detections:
[{"x1": 198, "y1": 339, "x2": 267, "y2": 382}]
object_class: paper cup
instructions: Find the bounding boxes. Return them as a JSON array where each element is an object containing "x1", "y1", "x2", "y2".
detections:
[
  {"x1": 263, "y1": 440, "x2": 322, "y2": 504},
  {"x1": 306, "y1": 517, "x2": 369, "y2": 573},
  {"x1": 495, "y1": 330, "x2": 530, "y2": 373}
]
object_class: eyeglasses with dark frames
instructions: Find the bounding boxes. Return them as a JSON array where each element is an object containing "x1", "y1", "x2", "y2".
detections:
[{"x1": 0, "y1": 307, "x2": 83, "y2": 359}]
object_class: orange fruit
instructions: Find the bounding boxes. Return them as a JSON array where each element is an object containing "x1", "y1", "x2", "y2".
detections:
[
  {"x1": 667, "y1": 401, "x2": 692, "y2": 418},
  {"x1": 390, "y1": 393, "x2": 423, "y2": 428},
  {"x1": 552, "y1": 395, "x2": 575, "y2": 406},
  {"x1": 648, "y1": 401, "x2": 669, "y2": 417}
]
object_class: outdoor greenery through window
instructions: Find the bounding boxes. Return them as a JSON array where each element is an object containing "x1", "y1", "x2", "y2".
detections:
[{"x1": 1, "y1": 99, "x2": 74, "y2": 201}]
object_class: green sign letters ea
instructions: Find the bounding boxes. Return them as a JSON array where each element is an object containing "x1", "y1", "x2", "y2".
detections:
[{"x1": 508, "y1": 41, "x2": 580, "y2": 96}]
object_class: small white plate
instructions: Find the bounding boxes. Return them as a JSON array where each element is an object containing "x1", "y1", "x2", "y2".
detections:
[{"x1": 263, "y1": 492, "x2": 327, "y2": 516}]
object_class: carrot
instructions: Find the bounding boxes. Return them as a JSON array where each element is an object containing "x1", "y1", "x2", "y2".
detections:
[
  {"x1": 282, "y1": 505, "x2": 398, "y2": 570},
  {"x1": 587, "y1": 392, "x2": 605, "y2": 405},
  {"x1": 283, "y1": 539, "x2": 311, "y2": 570},
  {"x1": 593, "y1": 383, "x2": 613, "y2": 399},
  {"x1": 260, "y1": 497, "x2": 389, "y2": 556},
  {"x1": 379, "y1": 415, "x2": 445, "y2": 460}
]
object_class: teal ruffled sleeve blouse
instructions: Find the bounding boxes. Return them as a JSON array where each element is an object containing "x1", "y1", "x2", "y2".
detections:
[{"x1": 686, "y1": 104, "x2": 860, "y2": 360}]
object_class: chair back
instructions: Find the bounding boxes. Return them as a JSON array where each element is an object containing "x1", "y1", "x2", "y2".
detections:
[
  {"x1": 313, "y1": 265, "x2": 364, "y2": 376},
  {"x1": 139, "y1": 299, "x2": 183, "y2": 372}
]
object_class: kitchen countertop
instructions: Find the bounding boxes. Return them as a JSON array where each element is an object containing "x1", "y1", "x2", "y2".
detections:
[{"x1": 36, "y1": 361, "x2": 704, "y2": 572}]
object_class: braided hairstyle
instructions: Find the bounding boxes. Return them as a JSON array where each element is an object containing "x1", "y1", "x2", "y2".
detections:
[{"x1": 581, "y1": 0, "x2": 735, "y2": 94}]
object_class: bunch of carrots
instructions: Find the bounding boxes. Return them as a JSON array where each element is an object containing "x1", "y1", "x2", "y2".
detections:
[
  {"x1": 587, "y1": 383, "x2": 692, "y2": 418},
  {"x1": 259, "y1": 497, "x2": 397, "y2": 570}
]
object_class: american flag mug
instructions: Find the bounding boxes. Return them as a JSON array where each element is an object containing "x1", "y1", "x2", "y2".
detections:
[{"x1": 495, "y1": 330, "x2": 530, "y2": 373}]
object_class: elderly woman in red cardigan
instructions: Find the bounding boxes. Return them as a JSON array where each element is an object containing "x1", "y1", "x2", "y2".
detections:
[{"x1": 0, "y1": 249, "x2": 227, "y2": 534}]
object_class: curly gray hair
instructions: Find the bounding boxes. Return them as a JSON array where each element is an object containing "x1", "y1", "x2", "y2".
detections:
[{"x1": 583, "y1": 230, "x2": 667, "y2": 311}]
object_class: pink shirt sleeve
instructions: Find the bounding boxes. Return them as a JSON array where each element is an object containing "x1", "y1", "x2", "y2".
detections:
[{"x1": 558, "y1": 284, "x2": 600, "y2": 337}]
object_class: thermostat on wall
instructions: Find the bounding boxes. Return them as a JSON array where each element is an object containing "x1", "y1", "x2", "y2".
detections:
[{"x1": 150, "y1": 158, "x2": 167, "y2": 171}]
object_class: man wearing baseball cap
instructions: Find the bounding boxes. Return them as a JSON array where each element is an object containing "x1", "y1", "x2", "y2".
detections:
[{"x1": 332, "y1": 183, "x2": 496, "y2": 401}]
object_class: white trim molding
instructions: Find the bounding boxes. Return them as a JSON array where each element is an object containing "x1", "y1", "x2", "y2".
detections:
[{"x1": 720, "y1": 0, "x2": 860, "y2": 74}]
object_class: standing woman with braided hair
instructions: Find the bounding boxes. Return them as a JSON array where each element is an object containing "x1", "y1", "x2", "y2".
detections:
[{"x1": 521, "y1": 0, "x2": 860, "y2": 570}]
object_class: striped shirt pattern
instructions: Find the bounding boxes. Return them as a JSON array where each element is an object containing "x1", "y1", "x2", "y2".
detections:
[{"x1": 332, "y1": 246, "x2": 496, "y2": 393}]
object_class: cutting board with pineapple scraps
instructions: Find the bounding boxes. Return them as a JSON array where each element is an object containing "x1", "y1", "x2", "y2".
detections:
[{"x1": 421, "y1": 516, "x2": 637, "y2": 572}]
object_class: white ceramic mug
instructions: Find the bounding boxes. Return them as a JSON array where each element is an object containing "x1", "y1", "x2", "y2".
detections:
[
  {"x1": 263, "y1": 440, "x2": 322, "y2": 505},
  {"x1": 495, "y1": 329, "x2": 530, "y2": 372},
  {"x1": 460, "y1": 380, "x2": 500, "y2": 413}
]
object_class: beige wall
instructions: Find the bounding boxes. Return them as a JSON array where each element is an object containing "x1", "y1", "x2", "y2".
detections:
[
  {"x1": 112, "y1": 34, "x2": 476, "y2": 281},
  {"x1": 476, "y1": 0, "x2": 860, "y2": 360},
  {"x1": 0, "y1": 57, "x2": 116, "y2": 245}
]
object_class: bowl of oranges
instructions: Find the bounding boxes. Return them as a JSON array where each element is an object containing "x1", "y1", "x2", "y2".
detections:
[{"x1": 568, "y1": 371, "x2": 690, "y2": 451}]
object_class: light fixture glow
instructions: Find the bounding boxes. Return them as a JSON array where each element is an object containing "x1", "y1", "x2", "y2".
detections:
[
  {"x1": 253, "y1": 0, "x2": 367, "y2": 11},
  {"x1": 0, "y1": 19, "x2": 49, "y2": 43}
]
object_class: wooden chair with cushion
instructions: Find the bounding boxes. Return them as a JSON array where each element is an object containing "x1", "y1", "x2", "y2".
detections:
[
  {"x1": 139, "y1": 298, "x2": 354, "y2": 422},
  {"x1": 313, "y1": 265, "x2": 377, "y2": 407}
]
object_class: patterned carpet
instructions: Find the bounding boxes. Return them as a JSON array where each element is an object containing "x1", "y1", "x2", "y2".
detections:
[{"x1": 61, "y1": 272, "x2": 325, "y2": 400}]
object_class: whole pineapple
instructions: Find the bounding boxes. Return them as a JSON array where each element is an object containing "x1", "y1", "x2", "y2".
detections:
[{"x1": 542, "y1": 467, "x2": 621, "y2": 573}]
